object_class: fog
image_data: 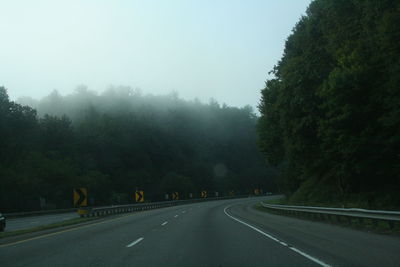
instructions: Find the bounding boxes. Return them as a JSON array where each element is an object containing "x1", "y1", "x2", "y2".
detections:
[
  {"x1": 1, "y1": 85, "x2": 278, "y2": 211},
  {"x1": 1, "y1": 0, "x2": 311, "y2": 109}
]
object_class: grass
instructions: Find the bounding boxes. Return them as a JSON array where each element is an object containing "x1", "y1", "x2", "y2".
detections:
[
  {"x1": 280, "y1": 176, "x2": 400, "y2": 210},
  {"x1": 263, "y1": 196, "x2": 286, "y2": 205},
  {"x1": 0, "y1": 216, "x2": 99, "y2": 239}
]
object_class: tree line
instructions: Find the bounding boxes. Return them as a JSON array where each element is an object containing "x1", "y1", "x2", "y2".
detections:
[
  {"x1": 257, "y1": 0, "x2": 399, "y2": 208},
  {"x1": 0, "y1": 87, "x2": 276, "y2": 212}
]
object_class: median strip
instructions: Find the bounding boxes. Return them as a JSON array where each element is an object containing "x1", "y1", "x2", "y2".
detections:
[{"x1": 0, "y1": 217, "x2": 97, "y2": 241}]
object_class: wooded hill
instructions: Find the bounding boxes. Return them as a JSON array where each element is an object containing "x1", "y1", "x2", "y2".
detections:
[
  {"x1": 1, "y1": 87, "x2": 276, "y2": 212},
  {"x1": 257, "y1": 0, "x2": 400, "y2": 209}
]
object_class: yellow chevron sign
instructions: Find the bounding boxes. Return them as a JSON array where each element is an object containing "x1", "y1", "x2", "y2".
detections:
[
  {"x1": 73, "y1": 188, "x2": 88, "y2": 207},
  {"x1": 172, "y1": 192, "x2": 179, "y2": 200},
  {"x1": 135, "y1": 190, "x2": 144, "y2": 202},
  {"x1": 254, "y1": 189, "x2": 260, "y2": 195}
]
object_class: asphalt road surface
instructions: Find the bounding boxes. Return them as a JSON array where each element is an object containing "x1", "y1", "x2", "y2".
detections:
[
  {"x1": 5, "y1": 212, "x2": 79, "y2": 232},
  {"x1": 1, "y1": 197, "x2": 399, "y2": 266}
]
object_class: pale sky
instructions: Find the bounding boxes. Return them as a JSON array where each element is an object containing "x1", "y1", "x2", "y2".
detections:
[{"x1": 0, "y1": 0, "x2": 311, "y2": 108}]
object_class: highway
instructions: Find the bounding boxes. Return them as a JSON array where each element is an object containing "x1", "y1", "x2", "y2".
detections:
[{"x1": 1, "y1": 197, "x2": 400, "y2": 266}]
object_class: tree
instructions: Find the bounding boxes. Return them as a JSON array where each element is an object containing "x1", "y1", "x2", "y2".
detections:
[{"x1": 257, "y1": 0, "x2": 400, "y2": 208}]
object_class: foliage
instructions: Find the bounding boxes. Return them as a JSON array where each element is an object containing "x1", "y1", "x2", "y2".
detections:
[
  {"x1": 257, "y1": 0, "x2": 400, "y2": 208},
  {"x1": 0, "y1": 86, "x2": 276, "y2": 212}
]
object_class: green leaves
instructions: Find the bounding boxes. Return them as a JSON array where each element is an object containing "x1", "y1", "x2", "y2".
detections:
[
  {"x1": 257, "y1": 0, "x2": 400, "y2": 207},
  {"x1": 1, "y1": 85, "x2": 276, "y2": 212}
]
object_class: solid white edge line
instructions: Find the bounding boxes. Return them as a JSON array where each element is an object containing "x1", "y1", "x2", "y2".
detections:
[
  {"x1": 161, "y1": 221, "x2": 168, "y2": 226},
  {"x1": 126, "y1": 237, "x2": 144, "y2": 248},
  {"x1": 223, "y1": 205, "x2": 331, "y2": 267}
]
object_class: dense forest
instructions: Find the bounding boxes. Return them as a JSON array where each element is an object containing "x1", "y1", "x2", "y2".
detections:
[
  {"x1": 258, "y1": 0, "x2": 400, "y2": 208},
  {"x1": 0, "y1": 86, "x2": 276, "y2": 212}
]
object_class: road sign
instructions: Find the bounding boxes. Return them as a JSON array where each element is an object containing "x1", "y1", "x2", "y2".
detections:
[
  {"x1": 73, "y1": 188, "x2": 88, "y2": 207},
  {"x1": 201, "y1": 191, "x2": 207, "y2": 198},
  {"x1": 254, "y1": 189, "x2": 260, "y2": 195},
  {"x1": 135, "y1": 190, "x2": 144, "y2": 202},
  {"x1": 172, "y1": 192, "x2": 179, "y2": 200}
]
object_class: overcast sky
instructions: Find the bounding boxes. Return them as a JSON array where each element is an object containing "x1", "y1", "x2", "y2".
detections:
[{"x1": 1, "y1": 0, "x2": 311, "y2": 109}]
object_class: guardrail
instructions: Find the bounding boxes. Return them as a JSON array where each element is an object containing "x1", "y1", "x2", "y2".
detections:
[
  {"x1": 79, "y1": 195, "x2": 248, "y2": 217},
  {"x1": 260, "y1": 202, "x2": 400, "y2": 229},
  {"x1": 4, "y1": 194, "x2": 259, "y2": 219}
]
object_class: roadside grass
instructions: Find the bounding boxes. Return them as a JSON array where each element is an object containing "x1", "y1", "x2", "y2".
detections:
[
  {"x1": 254, "y1": 203, "x2": 400, "y2": 235},
  {"x1": 0, "y1": 217, "x2": 99, "y2": 239},
  {"x1": 263, "y1": 196, "x2": 286, "y2": 205},
  {"x1": 283, "y1": 176, "x2": 400, "y2": 210}
]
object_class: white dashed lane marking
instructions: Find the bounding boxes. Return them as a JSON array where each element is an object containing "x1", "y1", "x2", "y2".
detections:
[
  {"x1": 223, "y1": 205, "x2": 331, "y2": 267},
  {"x1": 126, "y1": 237, "x2": 144, "y2": 248}
]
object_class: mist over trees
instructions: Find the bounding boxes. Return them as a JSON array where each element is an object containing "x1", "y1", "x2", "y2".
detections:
[
  {"x1": 0, "y1": 86, "x2": 276, "y2": 212},
  {"x1": 257, "y1": 0, "x2": 400, "y2": 208}
]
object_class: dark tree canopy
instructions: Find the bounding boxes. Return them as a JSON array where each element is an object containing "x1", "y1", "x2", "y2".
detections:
[
  {"x1": 257, "y1": 0, "x2": 400, "y2": 208},
  {"x1": 0, "y1": 87, "x2": 276, "y2": 212}
]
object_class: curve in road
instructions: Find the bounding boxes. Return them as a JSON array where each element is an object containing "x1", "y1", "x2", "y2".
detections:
[{"x1": 1, "y1": 197, "x2": 399, "y2": 267}]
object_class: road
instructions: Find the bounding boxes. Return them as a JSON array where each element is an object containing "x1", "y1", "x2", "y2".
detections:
[
  {"x1": 1, "y1": 197, "x2": 400, "y2": 266},
  {"x1": 5, "y1": 212, "x2": 79, "y2": 232}
]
